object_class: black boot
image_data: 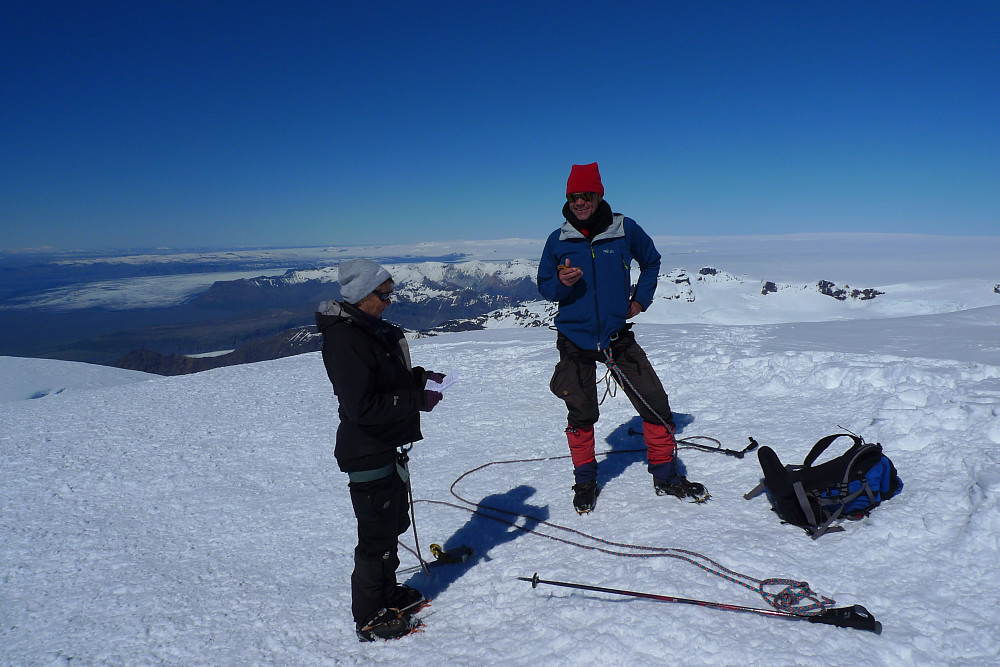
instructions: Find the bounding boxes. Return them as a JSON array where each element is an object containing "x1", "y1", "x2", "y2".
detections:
[
  {"x1": 388, "y1": 583, "x2": 428, "y2": 612},
  {"x1": 653, "y1": 476, "x2": 710, "y2": 503},
  {"x1": 356, "y1": 607, "x2": 421, "y2": 642},
  {"x1": 572, "y1": 480, "x2": 600, "y2": 514}
]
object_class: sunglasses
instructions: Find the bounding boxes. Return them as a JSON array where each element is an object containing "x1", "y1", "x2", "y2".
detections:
[
  {"x1": 373, "y1": 290, "x2": 393, "y2": 303},
  {"x1": 567, "y1": 192, "x2": 599, "y2": 203}
]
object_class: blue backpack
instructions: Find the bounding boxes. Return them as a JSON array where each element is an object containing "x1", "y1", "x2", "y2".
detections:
[{"x1": 745, "y1": 434, "x2": 903, "y2": 539}]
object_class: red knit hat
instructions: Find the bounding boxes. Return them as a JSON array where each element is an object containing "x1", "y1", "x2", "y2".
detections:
[{"x1": 566, "y1": 162, "x2": 604, "y2": 195}]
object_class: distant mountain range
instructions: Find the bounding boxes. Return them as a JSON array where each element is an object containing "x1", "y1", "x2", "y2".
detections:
[
  {"x1": 104, "y1": 261, "x2": 901, "y2": 375},
  {"x1": 4, "y1": 241, "x2": 996, "y2": 376},
  {"x1": 107, "y1": 260, "x2": 543, "y2": 374}
]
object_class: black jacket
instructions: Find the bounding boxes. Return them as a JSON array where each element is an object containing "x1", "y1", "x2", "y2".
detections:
[{"x1": 315, "y1": 300, "x2": 426, "y2": 473}]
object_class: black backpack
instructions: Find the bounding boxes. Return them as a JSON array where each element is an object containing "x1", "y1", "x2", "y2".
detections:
[{"x1": 744, "y1": 434, "x2": 903, "y2": 539}]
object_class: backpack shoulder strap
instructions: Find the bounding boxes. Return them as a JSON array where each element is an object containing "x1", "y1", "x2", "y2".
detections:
[
  {"x1": 803, "y1": 433, "x2": 863, "y2": 468},
  {"x1": 792, "y1": 481, "x2": 819, "y2": 526},
  {"x1": 840, "y1": 442, "x2": 883, "y2": 485},
  {"x1": 744, "y1": 480, "x2": 767, "y2": 500},
  {"x1": 794, "y1": 481, "x2": 849, "y2": 539}
]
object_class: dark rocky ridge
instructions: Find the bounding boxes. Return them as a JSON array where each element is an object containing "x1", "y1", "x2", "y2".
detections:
[
  {"x1": 109, "y1": 326, "x2": 321, "y2": 376},
  {"x1": 817, "y1": 279, "x2": 885, "y2": 301},
  {"x1": 104, "y1": 271, "x2": 539, "y2": 375}
]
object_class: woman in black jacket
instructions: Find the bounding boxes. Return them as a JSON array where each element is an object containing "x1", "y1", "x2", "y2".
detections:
[{"x1": 316, "y1": 258, "x2": 443, "y2": 642}]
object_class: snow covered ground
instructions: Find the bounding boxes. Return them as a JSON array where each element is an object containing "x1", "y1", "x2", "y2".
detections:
[
  {"x1": 0, "y1": 356, "x2": 155, "y2": 403},
  {"x1": 3, "y1": 237, "x2": 1000, "y2": 665}
]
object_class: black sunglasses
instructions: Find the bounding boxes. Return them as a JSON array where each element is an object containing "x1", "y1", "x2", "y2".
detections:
[
  {"x1": 372, "y1": 290, "x2": 392, "y2": 303},
  {"x1": 567, "y1": 192, "x2": 599, "y2": 203}
]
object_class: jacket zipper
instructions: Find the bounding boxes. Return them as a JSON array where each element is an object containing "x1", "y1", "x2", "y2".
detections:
[{"x1": 589, "y1": 243, "x2": 602, "y2": 349}]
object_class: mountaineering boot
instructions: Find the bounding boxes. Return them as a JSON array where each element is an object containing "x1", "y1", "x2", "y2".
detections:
[
  {"x1": 356, "y1": 606, "x2": 422, "y2": 642},
  {"x1": 388, "y1": 583, "x2": 428, "y2": 612},
  {"x1": 653, "y1": 476, "x2": 710, "y2": 503},
  {"x1": 572, "y1": 480, "x2": 600, "y2": 514}
]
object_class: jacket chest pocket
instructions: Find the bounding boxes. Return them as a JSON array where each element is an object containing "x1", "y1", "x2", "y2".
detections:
[{"x1": 375, "y1": 350, "x2": 407, "y2": 387}]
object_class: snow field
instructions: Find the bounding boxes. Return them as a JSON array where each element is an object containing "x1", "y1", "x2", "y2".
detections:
[{"x1": 2, "y1": 317, "x2": 999, "y2": 665}]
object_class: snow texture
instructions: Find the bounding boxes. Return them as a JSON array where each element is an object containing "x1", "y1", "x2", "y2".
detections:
[{"x1": 3, "y1": 239, "x2": 1000, "y2": 665}]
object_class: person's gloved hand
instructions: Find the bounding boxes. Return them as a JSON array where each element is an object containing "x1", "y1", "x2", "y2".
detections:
[
  {"x1": 426, "y1": 371, "x2": 446, "y2": 385},
  {"x1": 421, "y1": 390, "x2": 443, "y2": 412}
]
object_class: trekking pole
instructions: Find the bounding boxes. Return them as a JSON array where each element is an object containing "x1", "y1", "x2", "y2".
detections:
[
  {"x1": 400, "y1": 445, "x2": 431, "y2": 576},
  {"x1": 518, "y1": 573, "x2": 881, "y2": 635},
  {"x1": 677, "y1": 435, "x2": 758, "y2": 459},
  {"x1": 626, "y1": 431, "x2": 760, "y2": 459}
]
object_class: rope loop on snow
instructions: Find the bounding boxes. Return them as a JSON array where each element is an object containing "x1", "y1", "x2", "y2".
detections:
[
  {"x1": 759, "y1": 578, "x2": 836, "y2": 616},
  {"x1": 403, "y1": 444, "x2": 837, "y2": 617}
]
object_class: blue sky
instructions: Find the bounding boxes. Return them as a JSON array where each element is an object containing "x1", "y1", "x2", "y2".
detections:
[{"x1": 2, "y1": 1, "x2": 998, "y2": 251}]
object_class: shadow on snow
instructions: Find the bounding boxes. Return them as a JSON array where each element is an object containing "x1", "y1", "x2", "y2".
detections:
[
  {"x1": 597, "y1": 412, "x2": 695, "y2": 486},
  {"x1": 402, "y1": 413, "x2": 695, "y2": 600},
  {"x1": 404, "y1": 485, "x2": 549, "y2": 600}
]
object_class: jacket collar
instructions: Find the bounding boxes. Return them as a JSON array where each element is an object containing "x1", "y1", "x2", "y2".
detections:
[
  {"x1": 559, "y1": 213, "x2": 625, "y2": 242},
  {"x1": 316, "y1": 300, "x2": 374, "y2": 333}
]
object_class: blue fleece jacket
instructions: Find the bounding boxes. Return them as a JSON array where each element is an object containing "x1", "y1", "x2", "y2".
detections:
[{"x1": 537, "y1": 213, "x2": 661, "y2": 350}]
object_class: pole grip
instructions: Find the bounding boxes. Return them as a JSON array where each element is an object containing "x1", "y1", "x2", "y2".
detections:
[{"x1": 807, "y1": 605, "x2": 882, "y2": 635}]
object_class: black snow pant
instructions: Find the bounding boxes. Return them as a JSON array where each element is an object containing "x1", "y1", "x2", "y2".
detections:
[
  {"x1": 348, "y1": 461, "x2": 410, "y2": 625},
  {"x1": 549, "y1": 327, "x2": 673, "y2": 428}
]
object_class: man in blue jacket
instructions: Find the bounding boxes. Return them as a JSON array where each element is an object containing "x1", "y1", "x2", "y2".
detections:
[{"x1": 537, "y1": 162, "x2": 708, "y2": 513}]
